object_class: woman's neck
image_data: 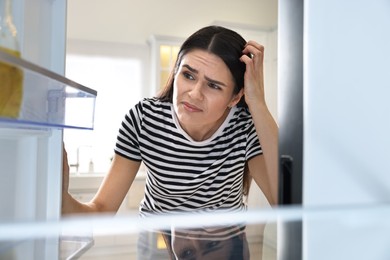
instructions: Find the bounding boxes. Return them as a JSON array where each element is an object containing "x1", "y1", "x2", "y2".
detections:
[{"x1": 181, "y1": 109, "x2": 231, "y2": 142}]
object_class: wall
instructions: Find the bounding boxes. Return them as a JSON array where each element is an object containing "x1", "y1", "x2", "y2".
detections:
[{"x1": 66, "y1": 0, "x2": 278, "y2": 45}]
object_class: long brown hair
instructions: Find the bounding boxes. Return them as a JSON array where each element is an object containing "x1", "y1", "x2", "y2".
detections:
[{"x1": 157, "y1": 26, "x2": 252, "y2": 196}]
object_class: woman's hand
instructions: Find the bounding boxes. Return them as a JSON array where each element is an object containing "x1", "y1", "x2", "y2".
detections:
[
  {"x1": 240, "y1": 41, "x2": 266, "y2": 109},
  {"x1": 62, "y1": 144, "x2": 70, "y2": 196}
]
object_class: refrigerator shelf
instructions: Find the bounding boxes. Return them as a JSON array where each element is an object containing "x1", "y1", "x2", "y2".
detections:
[
  {"x1": 0, "y1": 126, "x2": 51, "y2": 139},
  {"x1": 0, "y1": 49, "x2": 97, "y2": 130}
]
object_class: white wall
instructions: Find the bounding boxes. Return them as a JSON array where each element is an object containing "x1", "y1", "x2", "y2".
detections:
[{"x1": 66, "y1": 0, "x2": 278, "y2": 45}]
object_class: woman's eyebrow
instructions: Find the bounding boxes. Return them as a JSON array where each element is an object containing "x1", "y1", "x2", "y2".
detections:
[
  {"x1": 204, "y1": 76, "x2": 227, "y2": 87},
  {"x1": 182, "y1": 64, "x2": 227, "y2": 87},
  {"x1": 183, "y1": 64, "x2": 198, "y2": 73},
  {"x1": 202, "y1": 244, "x2": 223, "y2": 256}
]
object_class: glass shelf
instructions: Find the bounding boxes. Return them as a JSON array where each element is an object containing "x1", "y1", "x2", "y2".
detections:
[
  {"x1": 0, "y1": 49, "x2": 97, "y2": 130},
  {"x1": 1, "y1": 204, "x2": 390, "y2": 259}
]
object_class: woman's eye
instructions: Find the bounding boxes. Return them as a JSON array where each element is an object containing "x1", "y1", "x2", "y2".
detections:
[
  {"x1": 183, "y1": 72, "x2": 194, "y2": 80},
  {"x1": 179, "y1": 248, "x2": 195, "y2": 259},
  {"x1": 208, "y1": 82, "x2": 221, "y2": 90},
  {"x1": 205, "y1": 240, "x2": 220, "y2": 249}
]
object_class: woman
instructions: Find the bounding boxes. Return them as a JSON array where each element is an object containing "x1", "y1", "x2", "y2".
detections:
[
  {"x1": 62, "y1": 24, "x2": 278, "y2": 234},
  {"x1": 164, "y1": 225, "x2": 250, "y2": 260}
]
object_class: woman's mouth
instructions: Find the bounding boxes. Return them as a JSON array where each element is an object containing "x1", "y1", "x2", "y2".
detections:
[{"x1": 182, "y1": 102, "x2": 202, "y2": 112}]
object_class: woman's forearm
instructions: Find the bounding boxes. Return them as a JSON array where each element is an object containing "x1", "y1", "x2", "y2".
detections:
[
  {"x1": 61, "y1": 192, "x2": 100, "y2": 215},
  {"x1": 250, "y1": 102, "x2": 279, "y2": 203}
]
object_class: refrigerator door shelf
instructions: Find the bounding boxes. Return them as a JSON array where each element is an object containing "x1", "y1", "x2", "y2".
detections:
[
  {"x1": 0, "y1": 49, "x2": 97, "y2": 130},
  {"x1": 0, "y1": 126, "x2": 51, "y2": 139}
]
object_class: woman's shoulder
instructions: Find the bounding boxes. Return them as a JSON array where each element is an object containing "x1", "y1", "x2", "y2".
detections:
[
  {"x1": 138, "y1": 97, "x2": 171, "y2": 109},
  {"x1": 232, "y1": 106, "x2": 253, "y2": 121},
  {"x1": 224, "y1": 106, "x2": 254, "y2": 134},
  {"x1": 134, "y1": 98, "x2": 172, "y2": 119},
  {"x1": 131, "y1": 97, "x2": 169, "y2": 112}
]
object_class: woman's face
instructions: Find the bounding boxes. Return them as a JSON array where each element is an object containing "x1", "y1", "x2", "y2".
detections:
[
  {"x1": 171, "y1": 229, "x2": 235, "y2": 260},
  {"x1": 172, "y1": 49, "x2": 243, "y2": 141},
  {"x1": 172, "y1": 237, "x2": 234, "y2": 260}
]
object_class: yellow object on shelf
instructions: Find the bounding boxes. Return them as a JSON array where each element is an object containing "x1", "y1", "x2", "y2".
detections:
[
  {"x1": 0, "y1": 0, "x2": 23, "y2": 119},
  {"x1": 0, "y1": 46, "x2": 23, "y2": 118}
]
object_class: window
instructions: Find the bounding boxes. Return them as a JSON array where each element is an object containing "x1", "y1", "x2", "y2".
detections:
[
  {"x1": 159, "y1": 45, "x2": 180, "y2": 89},
  {"x1": 64, "y1": 54, "x2": 143, "y2": 174},
  {"x1": 148, "y1": 35, "x2": 183, "y2": 96}
]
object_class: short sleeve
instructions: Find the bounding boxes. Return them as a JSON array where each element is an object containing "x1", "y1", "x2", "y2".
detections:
[
  {"x1": 114, "y1": 100, "x2": 144, "y2": 161},
  {"x1": 246, "y1": 118, "x2": 262, "y2": 161}
]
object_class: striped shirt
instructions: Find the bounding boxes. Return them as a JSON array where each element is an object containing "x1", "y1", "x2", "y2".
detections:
[{"x1": 115, "y1": 98, "x2": 262, "y2": 217}]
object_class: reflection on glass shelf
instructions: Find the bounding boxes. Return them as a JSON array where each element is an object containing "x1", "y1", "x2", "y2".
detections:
[
  {"x1": 1, "y1": 205, "x2": 390, "y2": 259},
  {"x1": 0, "y1": 49, "x2": 97, "y2": 130},
  {"x1": 60, "y1": 236, "x2": 94, "y2": 260}
]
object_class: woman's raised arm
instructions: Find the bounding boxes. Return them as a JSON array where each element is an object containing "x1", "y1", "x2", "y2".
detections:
[{"x1": 241, "y1": 41, "x2": 279, "y2": 205}]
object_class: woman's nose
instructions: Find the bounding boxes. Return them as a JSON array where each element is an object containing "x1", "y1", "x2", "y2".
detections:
[{"x1": 188, "y1": 82, "x2": 204, "y2": 100}]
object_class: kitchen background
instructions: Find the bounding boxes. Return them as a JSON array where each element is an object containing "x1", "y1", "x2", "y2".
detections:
[
  {"x1": 64, "y1": 0, "x2": 278, "y2": 259},
  {"x1": 64, "y1": 0, "x2": 278, "y2": 177}
]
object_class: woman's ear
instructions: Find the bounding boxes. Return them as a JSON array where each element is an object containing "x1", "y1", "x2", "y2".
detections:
[{"x1": 229, "y1": 88, "x2": 244, "y2": 108}]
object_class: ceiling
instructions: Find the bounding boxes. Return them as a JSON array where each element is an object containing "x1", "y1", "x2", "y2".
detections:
[{"x1": 67, "y1": 0, "x2": 278, "y2": 45}]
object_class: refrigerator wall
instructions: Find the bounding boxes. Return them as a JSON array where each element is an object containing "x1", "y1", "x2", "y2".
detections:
[
  {"x1": 13, "y1": 0, "x2": 66, "y2": 74},
  {"x1": 0, "y1": 1, "x2": 96, "y2": 259},
  {"x1": 304, "y1": 0, "x2": 390, "y2": 206},
  {"x1": 278, "y1": 0, "x2": 390, "y2": 259},
  {"x1": 303, "y1": 0, "x2": 390, "y2": 259},
  {"x1": 0, "y1": 0, "x2": 66, "y2": 223}
]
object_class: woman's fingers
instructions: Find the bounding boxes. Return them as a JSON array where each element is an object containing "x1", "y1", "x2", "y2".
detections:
[
  {"x1": 240, "y1": 41, "x2": 266, "y2": 105},
  {"x1": 62, "y1": 144, "x2": 70, "y2": 194},
  {"x1": 240, "y1": 41, "x2": 265, "y2": 78},
  {"x1": 242, "y1": 41, "x2": 264, "y2": 64}
]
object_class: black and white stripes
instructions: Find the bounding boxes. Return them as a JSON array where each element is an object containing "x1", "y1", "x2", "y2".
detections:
[{"x1": 115, "y1": 98, "x2": 262, "y2": 217}]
